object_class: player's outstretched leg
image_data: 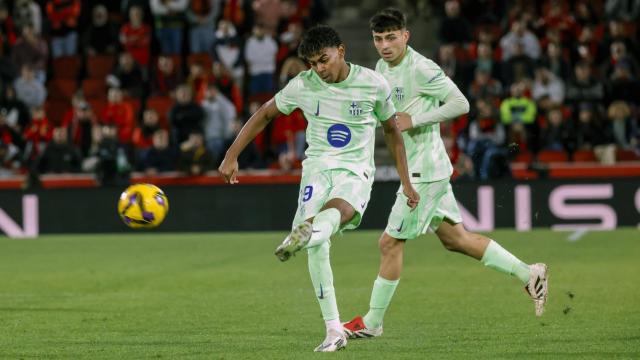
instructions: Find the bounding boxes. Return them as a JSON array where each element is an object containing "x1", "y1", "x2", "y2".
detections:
[
  {"x1": 435, "y1": 221, "x2": 548, "y2": 316},
  {"x1": 274, "y1": 221, "x2": 313, "y2": 261}
]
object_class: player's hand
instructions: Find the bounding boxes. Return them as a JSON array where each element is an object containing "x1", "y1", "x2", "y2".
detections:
[
  {"x1": 395, "y1": 112, "x2": 413, "y2": 132},
  {"x1": 218, "y1": 157, "x2": 239, "y2": 184},
  {"x1": 404, "y1": 185, "x2": 420, "y2": 210}
]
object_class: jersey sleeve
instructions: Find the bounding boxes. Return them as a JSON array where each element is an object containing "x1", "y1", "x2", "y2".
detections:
[
  {"x1": 415, "y1": 60, "x2": 456, "y2": 102},
  {"x1": 373, "y1": 76, "x2": 396, "y2": 121},
  {"x1": 274, "y1": 77, "x2": 301, "y2": 115}
]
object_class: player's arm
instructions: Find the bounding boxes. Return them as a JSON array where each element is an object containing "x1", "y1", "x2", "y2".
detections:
[
  {"x1": 218, "y1": 99, "x2": 281, "y2": 184},
  {"x1": 396, "y1": 67, "x2": 470, "y2": 131},
  {"x1": 381, "y1": 117, "x2": 419, "y2": 209}
]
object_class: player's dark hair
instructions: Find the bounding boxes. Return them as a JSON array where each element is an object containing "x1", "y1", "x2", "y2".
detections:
[
  {"x1": 370, "y1": 7, "x2": 406, "y2": 33},
  {"x1": 298, "y1": 25, "x2": 343, "y2": 60}
]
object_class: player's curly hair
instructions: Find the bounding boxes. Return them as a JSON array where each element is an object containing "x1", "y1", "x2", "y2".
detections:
[
  {"x1": 298, "y1": 25, "x2": 343, "y2": 61},
  {"x1": 370, "y1": 7, "x2": 406, "y2": 33}
]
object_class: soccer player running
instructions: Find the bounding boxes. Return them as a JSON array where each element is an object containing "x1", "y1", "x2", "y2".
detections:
[
  {"x1": 343, "y1": 8, "x2": 548, "y2": 339},
  {"x1": 218, "y1": 25, "x2": 420, "y2": 352}
]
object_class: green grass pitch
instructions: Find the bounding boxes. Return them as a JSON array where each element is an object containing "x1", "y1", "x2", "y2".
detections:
[{"x1": 1, "y1": 229, "x2": 639, "y2": 359}]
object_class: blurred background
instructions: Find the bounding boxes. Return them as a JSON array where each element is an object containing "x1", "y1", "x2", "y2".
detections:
[{"x1": 0, "y1": 0, "x2": 638, "y2": 235}]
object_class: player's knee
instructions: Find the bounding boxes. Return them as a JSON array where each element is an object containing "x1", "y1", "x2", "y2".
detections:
[
  {"x1": 339, "y1": 207, "x2": 356, "y2": 224},
  {"x1": 379, "y1": 234, "x2": 403, "y2": 257},
  {"x1": 439, "y1": 233, "x2": 462, "y2": 252}
]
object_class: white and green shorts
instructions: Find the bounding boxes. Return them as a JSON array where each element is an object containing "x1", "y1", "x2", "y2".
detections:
[
  {"x1": 291, "y1": 168, "x2": 373, "y2": 231},
  {"x1": 385, "y1": 178, "x2": 462, "y2": 240}
]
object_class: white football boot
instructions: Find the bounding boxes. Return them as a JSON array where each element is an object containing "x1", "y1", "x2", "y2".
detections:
[
  {"x1": 274, "y1": 221, "x2": 312, "y2": 262},
  {"x1": 314, "y1": 328, "x2": 347, "y2": 352},
  {"x1": 525, "y1": 263, "x2": 549, "y2": 316}
]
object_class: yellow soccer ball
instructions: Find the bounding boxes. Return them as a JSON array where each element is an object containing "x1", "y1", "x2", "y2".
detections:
[{"x1": 118, "y1": 184, "x2": 169, "y2": 228}]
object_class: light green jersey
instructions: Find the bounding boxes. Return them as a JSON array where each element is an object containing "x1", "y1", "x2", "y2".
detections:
[
  {"x1": 275, "y1": 63, "x2": 396, "y2": 180},
  {"x1": 376, "y1": 46, "x2": 455, "y2": 182}
]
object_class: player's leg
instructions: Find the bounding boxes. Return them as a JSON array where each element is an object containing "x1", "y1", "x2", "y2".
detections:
[{"x1": 432, "y1": 185, "x2": 548, "y2": 316}]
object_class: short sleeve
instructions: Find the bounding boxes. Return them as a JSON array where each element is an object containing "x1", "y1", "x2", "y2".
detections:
[
  {"x1": 274, "y1": 77, "x2": 301, "y2": 115},
  {"x1": 416, "y1": 60, "x2": 456, "y2": 102},
  {"x1": 374, "y1": 76, "x2": 396, "y2": 121}
]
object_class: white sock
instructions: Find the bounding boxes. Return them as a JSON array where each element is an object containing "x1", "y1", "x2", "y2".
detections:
[
  {"x1": 306, "y1": 208, "x2": 341, "y2": 248},
  {"x1": 325, "y1": 318, "x2": 341, "y2": 333}
]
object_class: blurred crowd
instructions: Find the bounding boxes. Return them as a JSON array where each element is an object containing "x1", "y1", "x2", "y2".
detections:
[
  {"x1": 0, "y1": 0, "x2": 327, "y2": 185},
  {"x1": 431, "y1": 0, "x2": 640, "y2": 180}
]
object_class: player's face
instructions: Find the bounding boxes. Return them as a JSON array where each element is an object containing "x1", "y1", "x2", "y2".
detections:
[
  {"x1": 372, "y1": 29, "x2": 409, "y2": 65},
  {"x1": 306, "y1": 45, "x2": 345, "y2": 83}
]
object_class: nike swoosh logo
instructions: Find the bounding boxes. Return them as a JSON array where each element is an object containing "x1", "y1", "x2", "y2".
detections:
[
  {"x1": 313, "y1": 101, "x2": 320, "y2": 116},
  {"x1": 360, "y1": 202, "x2": 366, "y2": 209},
  {"x1": 396, "y1": 220, "x2": 404, "y2": 232},
  {"x1": 319, "y1": 283, "x2": 324, "y2": 299}
]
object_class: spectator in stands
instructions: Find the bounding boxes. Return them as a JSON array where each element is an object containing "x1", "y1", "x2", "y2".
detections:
[
  {"x1": 186, "y1": 61, "x2": 209, "y2": 102},
  {"x1": 151, "y1": 55, "x2": 182, "y2": 97},
  {"x1": 467, "y1": 67, "x2": 502, "y2": 104},
  {"x1": 201, "y1": 84, "x2": 236, "y2": 164},
  {"x1": 93, "y1": 123, "x2": 131, "y2": 186},
  {"x1": 467, "y1": 42, "x2": 501, "y2": 83},
  {"x1": 10, "y1": 24, "x2": 47, "y2": 83},
  {"x1": 106, "y1": 52, "x2": 145, "y2": 98},
  {"x1": 279, "y1": 56, "x2": 306, "y2": 89},
  {"x1": 574, "y1": 1, "x2": 598, "y2": 28},
  {"x1": 82, "y1": 4, "x2": 118, "y2": 56},
  {"x1": 0, "y1": 3, "x2": 17, "y2": 49},
  {"x1": 22, "y1": 107, "x2": 52, "y2": 162},
  {"x1": 36, "y1": 126, "x2": 81, "y2": 173},
  {"x1": 538, "y1": 0, "x2": 577, "y2": 44},
  {"x1": 62, "y1": 97, "x2": 95, "y2": 158},
  {"x1": 603, "y1": 41, "x2": 639, "y2": 79},
  {"x1": 211, "y1": 62, "x2": 243, "y2": 115},
  {"x1": 501, "y1": 42, "x2": 535, "y2": 87},
  {"x1": 187, "y1": 0, "x2": 219, "y2": 53},
  {"x1": 271, "y1": 109, "x2": 306, "y2": 171},
  {"x1": 13, "y1": 0, "x2": 42, "y2": 35},
  {"x1": 572, "y1": 25, "x2": 600, "y2": 66},
  {"x1": 0, "y1": 108, "x2": 24, "y2": 170},
  {"x1": 541, "y1": 42, "x2": 571, "y2": 81},
  {"x1": 221, "y1": 0, "x2": 252, "y2": 36},
  {"x1": 0, "y1": 86, "x2": 31, "y2": 132},
  {"x1": 178, "y1": 130, "x2": 213, "y2": 175},
  {"x1": 500, "y1": 81, "x2": 537, "y2": 149},
  {"x1": 532, "y1": 64, "x2": 565, "y2": 110},
  {"x1": 212, "y1": 19, "x2": 245, "y2": 90},
  {"x1": 572, "y1": 102, "x2": 616, "y2": 164},
  {"x1": 46, "y1": 0, "x2": 81, "y2": 58},
  {"x1": 499, "y1": 18, "x2": 541, "y2": 61},
  {"x1": 132, "y1": 108, "x2": 163, "y2": 165},
  {"x1": 120, "y1": 5, "x2": 152, "y2": 68},
  {"x1": 437, "y1": 43, "x2": 465, "y2": 89},
  {"x1": 605, "y1": 0, "x2": 640, "y2": 22},
  {"x1": 607, "y1": 100, "x2": 637, "y2": 149},
  {"x1": 276, "y1": 22, "x2": 302, "y2": 67},
  {"x1": 244, "y1": 24, "x2": 277, "y2": 96},
  {"x1": 150, "y1": 0, "x2": 188, "y2": 55},
  {"x1": 169, "y1": 85, "x2": 205, "y2": 145},
  {"x1": 138, "y1": 128, "x2": 176, "y2": 174},
  {"x1": 438, "y1": 0, "x2": 472, "y2": 45},
  {"x1": 466, "y1": 97, "x2": 508, "y2": 180},
  {"x1": 100, "y1": 87, "x2": 135, "y2": 144},
  {"x1": 601, "y1": 20, "x2": 640, "y2": 63},
  {"x1": 540, "y1": 106, "x2": 572, "y2": 152},
  {"x1": 606, "y1": 58, "x2": 640, "y2": 105},
  {"x1": 0, "y1": 141, "x2": 21, "y2": 177},
  {"x1": 566, "y1": 61, "x2": 604, "y2": 107},
  {"x1": 13, "y1": 65, "x2": 46, "y2": 110}
]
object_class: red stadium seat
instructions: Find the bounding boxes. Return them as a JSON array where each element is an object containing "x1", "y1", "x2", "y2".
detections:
[
  {"x1": 44, "y1": 99, "x2": 70, "y2": 125},
  {"x1": 87, "y1": 99, "x2": 107, "y2": 118},
  {"x1": 52, "y1": 56, "x2": 81, "y2": 80},
  {"x1": 537, "y1": 150, "x2": 569, "y2": 163},
  {"x1": 47, "y1": 79, "x2": 77, "y2": 100},
  {"x1": 145, "y1": 95, "x2": 174, "y2": 125},
  {"x1": 87, "y1": 55, "x2": 116, "y2": 79},
  {"x1": 514, "y1": 151, "x2": 533, "y2": 163},
  {"x1": 616, "y1": 149, "x2": 640, "y2": 161},
  {"x1": 572, "y1": 150, "x2": 597, "y2": 162},
  {"x1": 82, "y1": 78, "x2": 107, "y2": 99},
  {"x1": 187, "y1": 52, "x2": 213, "y2": 70}
]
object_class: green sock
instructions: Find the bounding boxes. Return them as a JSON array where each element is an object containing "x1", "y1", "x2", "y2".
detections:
[
  {"x1": 481, "y1": 240, "x2": 531, "y2": 283},
  {"x1": 307, "y1": 241, "x2": 339, "y2": 321},
  {"x1": 363, "y1": 276, "x2": 399, "y2": 329},
  {"x1": 306, "y1": 208, "x2": 341, "y2": 248}
]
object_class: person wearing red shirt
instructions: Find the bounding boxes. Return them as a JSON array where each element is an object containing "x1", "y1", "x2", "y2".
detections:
[
  {"x1": 120, "y1": 5, "x2": 151, "y2": 68},
  {"x1": 270, "y1": 108, "x2": 306, "y2": 170},
  {"x1": 100, "y1": 88, "x2": 135, "y2": 144},
  {"x1": 46, "y1": 0, "x2": 81, "y2": 58},
  {"x1": 23, "y1": 107, "x2": 53, "y2": 162}
]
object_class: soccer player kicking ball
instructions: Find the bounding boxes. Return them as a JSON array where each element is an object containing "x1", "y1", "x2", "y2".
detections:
[
  {"x1": 343, "y1": 8, "x2": 548, "y2": 339},
  {"x1": 218, "y1": 25, "x2": 420, "y2": 352}
]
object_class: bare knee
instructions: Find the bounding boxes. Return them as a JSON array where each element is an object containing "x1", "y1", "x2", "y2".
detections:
[
  {"x1": 438, "y1": 228, "x2": 468, "y2": 253},
  {"x1": 379, "y1": 233, "x2": 404, "y2": 257}
]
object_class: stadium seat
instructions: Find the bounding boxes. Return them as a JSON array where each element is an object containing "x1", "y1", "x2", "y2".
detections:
[
  {"x1": 124, "y1": 97, "x2": 142, "y2": 117},
  {"x1": 514, "y1": 151, "x2": 533, "y2": 163},
  {"x1": 87, "y1": 98, "x2": 107, "y2": 117},
  {"x1": 44, "y1": 99, "x2": 70, "y2": 125},
  {"x1": 537, "y1": 150, "x2": 568, "y2": 163},
  {"x1": 87, "y1": 55, "x2": 116, "y2": 79},
  {"x1": 52, "y1": 56, "x2": 81, "y2": 80},
  {"x1": 187, "y1": 52, "x2": 213, "y2": 70},
  {"x1": 82, "y1": 78, "x2": 107, "y2": 99},
  {"x1": 145, "y1": 95, "x2": 174, "y2": 125},
  {"x1": 616, "y1": 149, "x2": 639, "y2": 161},
  {"x1": 47, "y1": 79, "x2": 77, "y2": 101},
  {"x1": 572, "y1": 150, "x2": 597, "y2": 162}
]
